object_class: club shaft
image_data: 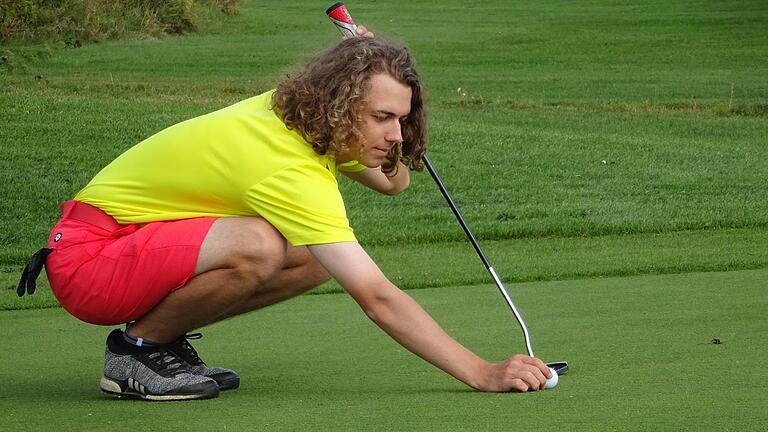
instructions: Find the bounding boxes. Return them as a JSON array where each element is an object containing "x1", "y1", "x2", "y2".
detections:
[{"x1": 422, "y1": 155, "x2": 535, "y2": 357}]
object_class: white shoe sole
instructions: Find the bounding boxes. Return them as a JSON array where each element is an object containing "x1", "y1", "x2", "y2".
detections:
[{"x1": 99, "y1": 376, "x2": 219, "y2": 401}]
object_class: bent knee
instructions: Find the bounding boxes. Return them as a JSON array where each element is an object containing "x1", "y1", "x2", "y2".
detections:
[
  {"x1": 286, "y1": 246, "x2": 331, "y2": 285},
  {"x1": 196, "y1": 217, "x2": 287, "y2": 278},
  {"x1": 306, "y1": 255, "x2": 331, "y2": 285}
]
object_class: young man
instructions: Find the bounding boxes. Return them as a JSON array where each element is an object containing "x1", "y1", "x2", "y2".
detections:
[{"x1": 19, "y1": 34, "x2": 553, "y2": 401}]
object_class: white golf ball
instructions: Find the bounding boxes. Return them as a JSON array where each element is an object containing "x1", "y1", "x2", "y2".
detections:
[{"x1": 544, "y1": 367, "x2": 559, "y2": 389}]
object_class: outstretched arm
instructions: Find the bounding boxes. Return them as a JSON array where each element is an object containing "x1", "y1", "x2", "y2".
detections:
[{"x1": 308, "y1": 241, "x2": 552, "y2": 392}]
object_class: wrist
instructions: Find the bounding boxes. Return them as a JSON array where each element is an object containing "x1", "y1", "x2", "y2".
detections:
[{"x1": 467, "y1": 358, "x2": 492, "y2": 391}]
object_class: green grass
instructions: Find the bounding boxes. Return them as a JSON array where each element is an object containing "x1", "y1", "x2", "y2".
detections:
[
  {"x1": 1, "y1": 0, "x2": 767, "y2": 429},
  {"x1": 1, "y1": 269, "x2": 766, "y2": 431},
  {"x1": 6, "y1": 226, "x2": 768, "y2": 309},
  {"x1": 2, "y1": 0, "x2": 767, "y2": 263}
]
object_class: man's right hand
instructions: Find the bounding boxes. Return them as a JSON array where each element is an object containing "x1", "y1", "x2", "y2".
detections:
[{"x1": 475, "y1": 354, "x2": 552, "y2": 392}]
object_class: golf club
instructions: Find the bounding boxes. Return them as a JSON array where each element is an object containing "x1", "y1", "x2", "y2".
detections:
[
  {"x1": 421, "y1": 155, "x2": 568, "y2": 375},
  {"x1": 326, "y1": 2, "x2": 568, "y2": 376}
]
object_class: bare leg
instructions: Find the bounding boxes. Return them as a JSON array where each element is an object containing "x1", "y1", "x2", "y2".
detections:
[
  {"x1": 127, "y1": 217, "x2": 330, "y2": 343},
  {"x1": 213, "y1": 245, "x2": 329, "y2": 321}
]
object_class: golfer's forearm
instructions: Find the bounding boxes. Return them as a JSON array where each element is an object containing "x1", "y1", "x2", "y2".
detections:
[
  {"x1": 343, "y1": 163, "x2": 410, "y2": 195},
  {"x1": 367, "y1": 287, "x2": 487, "y2": 389},
  {"x1": 309, "y1": 242, "x2": 486, "y2": 387}
]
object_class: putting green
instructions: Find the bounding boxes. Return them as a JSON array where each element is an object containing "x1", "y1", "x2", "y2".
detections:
[{"x1": 1, "y1": 269, "x2": 765, "y2": 431}]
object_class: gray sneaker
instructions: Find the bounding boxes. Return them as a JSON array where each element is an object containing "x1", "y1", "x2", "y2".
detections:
[
  {"x1": 168, "y1": 333, "x2": 240, "y2": 390},
  {"x1": 100, "y1": 329, "x2": 219, "y2": 401}
]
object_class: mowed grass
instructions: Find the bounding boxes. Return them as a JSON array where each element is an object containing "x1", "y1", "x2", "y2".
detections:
[
  {"x1": 1, "y1": 0, "x2": 767, "y2": 430},
  {"x1": 1, "y1": 0, "x2": 767, "y2": 268},
  {"x1": 1, "y1": 269, "x2": 766, "y2": 431},
  {"x1": 5, "y1": 226, "x2": 767, "y2": 311}
]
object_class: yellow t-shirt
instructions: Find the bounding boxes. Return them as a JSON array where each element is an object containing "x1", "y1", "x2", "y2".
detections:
[{"x1": 75, "y1": 90, "x2": 366, "y2": 246}]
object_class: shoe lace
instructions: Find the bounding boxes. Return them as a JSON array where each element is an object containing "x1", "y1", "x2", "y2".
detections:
[
  {"x1": 146, "y1": 348, "x2": 190, "y2": 377},
  {"x1": 172, "y1": 333, "x2": 206, "y2": 367}
]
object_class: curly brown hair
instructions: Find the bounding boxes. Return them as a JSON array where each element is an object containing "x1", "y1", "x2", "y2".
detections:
[{"x1": 272, "y1": 37, "x2": 427, "y2": 173}]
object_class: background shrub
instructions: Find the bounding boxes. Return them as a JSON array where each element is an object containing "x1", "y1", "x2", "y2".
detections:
[{"x1": 0, "y1": 0, "x2": 239, "y2": 43}]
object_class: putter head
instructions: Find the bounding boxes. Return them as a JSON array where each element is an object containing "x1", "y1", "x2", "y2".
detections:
[{"x1": 546, "y1": 361, "x2": 569, "y2": 375}]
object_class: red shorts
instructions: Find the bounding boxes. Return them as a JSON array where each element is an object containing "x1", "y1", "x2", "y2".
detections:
[{"x1": 44, "y1": 200, "x2": 216, "y2": 325}]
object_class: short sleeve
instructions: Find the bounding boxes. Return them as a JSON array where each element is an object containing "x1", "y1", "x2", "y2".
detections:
[
  {"x1": 244, "y1": 164, "x2": 357, "y2": 246},
  {"x1": 337, "y1": 160, "x2": 367, "y2": 173}
]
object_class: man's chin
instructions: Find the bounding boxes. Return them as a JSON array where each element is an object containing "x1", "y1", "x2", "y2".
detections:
[{"x1": 361, "y1": 158, "x2": 386, "y2": 168}]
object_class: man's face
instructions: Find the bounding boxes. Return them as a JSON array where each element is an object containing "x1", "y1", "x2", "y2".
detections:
[{"x1": 340, "y1": 73, "x2": 412, "y2": 167}]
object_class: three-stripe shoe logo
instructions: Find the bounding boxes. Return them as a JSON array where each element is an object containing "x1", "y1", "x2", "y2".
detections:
[{"x1": 128, "y1": 378, "x2": 146, "y2": 394}]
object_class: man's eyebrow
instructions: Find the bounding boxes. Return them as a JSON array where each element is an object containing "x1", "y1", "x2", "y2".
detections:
[{"x1": 374, "y1": 110, "x2": 407, "y2": 118}]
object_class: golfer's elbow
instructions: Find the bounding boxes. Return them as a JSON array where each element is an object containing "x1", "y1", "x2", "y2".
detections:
[
  {"x1": 382, "y1": 165, "x2": 410, "y2": 195},
  {"x1": 357, "y1": 282, "x2": 402, "y2": 326},
  {"x1": 384, "y1": 177, "x2": 409, "y2": 195}
]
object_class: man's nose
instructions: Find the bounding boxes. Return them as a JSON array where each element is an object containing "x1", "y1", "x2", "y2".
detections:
[{"x1": 387, "y1": 121, "x2": 403, "y2": 143}]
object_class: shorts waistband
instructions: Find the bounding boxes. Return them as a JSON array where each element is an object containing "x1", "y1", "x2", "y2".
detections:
[{"x1": 60, "y1": 200, "x2": 124, "y2": 232}]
